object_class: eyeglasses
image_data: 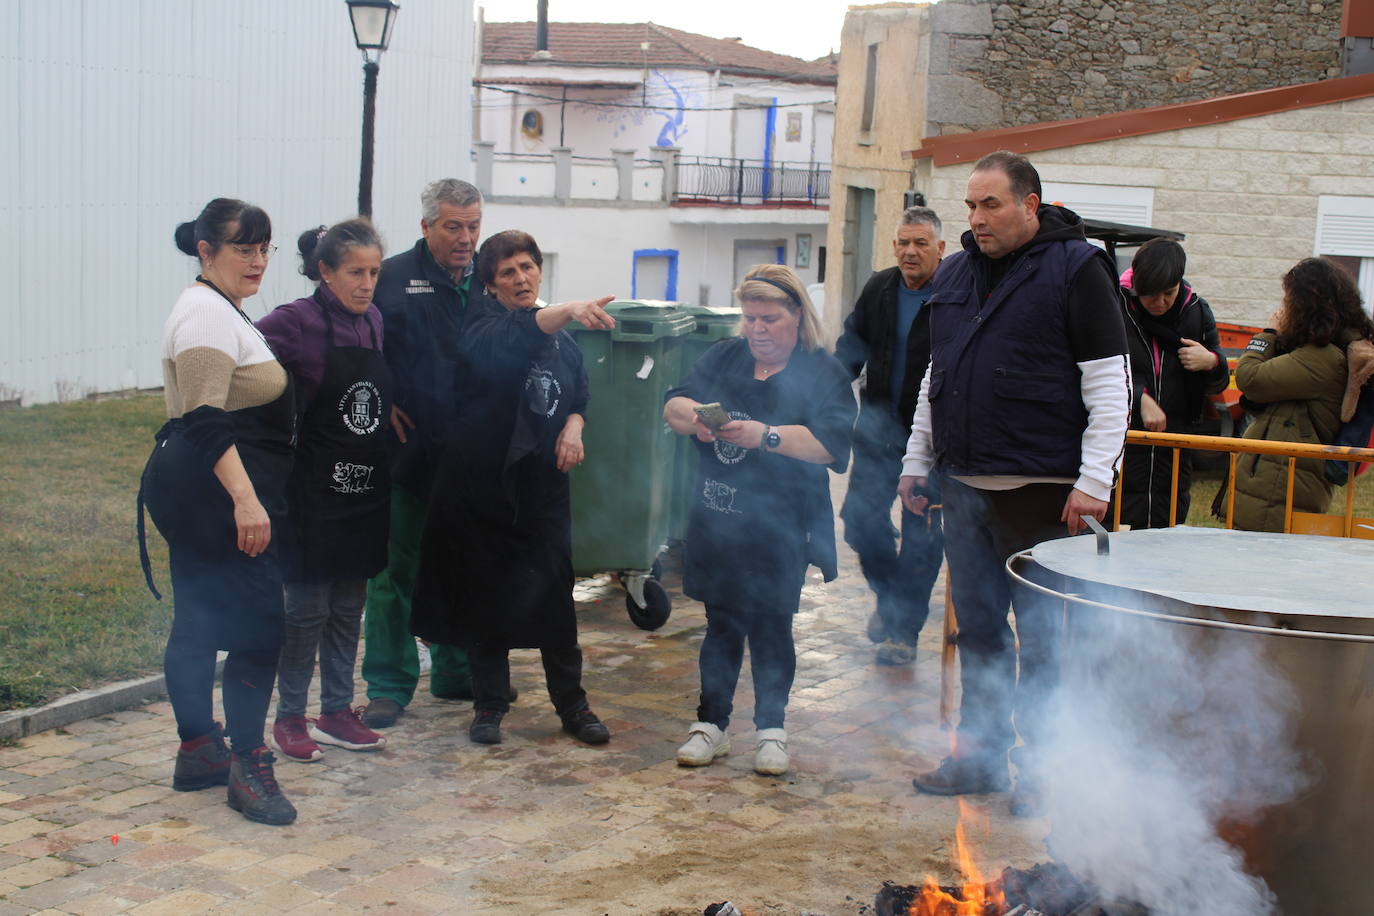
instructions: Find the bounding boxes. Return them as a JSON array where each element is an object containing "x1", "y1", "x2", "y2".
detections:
[{"x1": 228, "y1": 244, "x2": 278, "y2": 261}]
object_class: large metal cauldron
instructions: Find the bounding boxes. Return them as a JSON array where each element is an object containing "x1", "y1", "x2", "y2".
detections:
[{"x1": 1007, "y1": 527, "x2": 1374, "y2": 916}]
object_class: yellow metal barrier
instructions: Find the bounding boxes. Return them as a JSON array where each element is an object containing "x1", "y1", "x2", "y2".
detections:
[
  {"x1": 1115, "y1": 430, "x2": 1374, "y2": 537},
  {"x1": 937, "y1": 430, "x2": 1374, "y2": 727}
]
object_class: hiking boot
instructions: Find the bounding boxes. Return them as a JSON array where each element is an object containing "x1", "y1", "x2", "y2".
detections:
[
  {"x1": 875, "y1": 639, "x2": 917, "y2": 666},
  {"x1": 753, "y1": 728, "x2": 789, "y2": 776},
  {"x1": 469, "y1": 710, "x2": 504, "y2": 745},
  {"x1": 912, "y1": 755, "x2": 1010, "y2": 796},
  {"x1": 311, "y1": 708, "x2": 386, "y2": 752},
  {"x1": 270, "y1": 715, "x2": 323, "y2": 763},
  {"x1": 676, "y1": 722, "x2": 729, "y2": 766},
  {"x1": 360, "y1": 697, "x2": 405, "y2": 729},
  {"x1": 560, "y1": 707, "x2": 610, "y2": 745},
  {"x1": 866, "y1": 609, "x2": 887, "y2": 644},
  {"x1": 172, "y1": 723, "x2": 231, "y2": 791},
  {"x1": 226, "y1": 746, "x2": 297, "y2": 826}
]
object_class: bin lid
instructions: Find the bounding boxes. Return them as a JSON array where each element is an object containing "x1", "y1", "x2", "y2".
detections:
[
  {"x1": 573, "y1": 299, "x2": 695, "y2": 342},
  {"x1": 1029, "y1": 527, "x2": 1374, "y2": 622}
]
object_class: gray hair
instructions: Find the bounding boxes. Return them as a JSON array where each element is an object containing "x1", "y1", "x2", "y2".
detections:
[
  {"x1": 898, "y1": 205, "x2": 941, "y2": 236},
  {"x1": 421, "y1": 178, "x2": 483, "y2": 223}
]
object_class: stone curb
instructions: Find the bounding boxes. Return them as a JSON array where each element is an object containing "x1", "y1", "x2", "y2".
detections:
[{"x1": 0, "y1": 658, "x2": 225, "y2": 741}]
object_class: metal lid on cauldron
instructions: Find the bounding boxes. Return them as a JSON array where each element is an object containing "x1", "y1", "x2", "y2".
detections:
[{"x1": 1027, "y1": 527, "x2": 1374, "y2": 622}]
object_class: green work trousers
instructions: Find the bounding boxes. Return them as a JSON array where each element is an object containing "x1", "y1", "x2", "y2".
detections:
[{"x1": 363, "y1": 484, "x2": 471, "y2": 705}]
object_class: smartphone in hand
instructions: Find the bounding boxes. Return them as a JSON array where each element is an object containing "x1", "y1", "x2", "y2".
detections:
[{"x1": 693, "y1": 402, "x2": 731, "y2": 431}]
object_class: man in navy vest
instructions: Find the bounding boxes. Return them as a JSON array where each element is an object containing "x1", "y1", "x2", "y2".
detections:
[
  {"x1": 836, "y1": 207, "x2": 946, "y2": 667},
  {"x1": 898, "y1": 151, "x2": 1129, "y2": 816}
]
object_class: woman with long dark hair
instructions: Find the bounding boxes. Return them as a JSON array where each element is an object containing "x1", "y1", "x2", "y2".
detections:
[
  {"x1": 1232, "y1": 257, "x2": 1374, "y2": 532},
  {"x1": 140, "y1": 198, "x2": 297, "y2": 825},
  {"x1": 257, "y1": 219, "x2": 390, "y2": 764}
]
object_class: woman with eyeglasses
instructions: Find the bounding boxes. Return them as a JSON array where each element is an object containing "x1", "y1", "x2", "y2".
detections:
[
  {"x1": 256, "y1": 219, "x2": 390, "y2": 765},
  {"x1": 140, "y1": 198, "x2": 297, "y2": 826}
]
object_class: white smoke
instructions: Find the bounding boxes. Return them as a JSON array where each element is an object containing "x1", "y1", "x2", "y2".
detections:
[{"x1": 1036, "y1": 607, "x2": 1309, "y2": 916}]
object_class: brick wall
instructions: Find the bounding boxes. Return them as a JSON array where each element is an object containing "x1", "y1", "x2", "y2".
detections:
[{"x1": 923, "y1": 95, "x2": 1374, "y2": 325}]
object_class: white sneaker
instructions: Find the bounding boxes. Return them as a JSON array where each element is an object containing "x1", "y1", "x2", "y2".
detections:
[
  {"x1": 753, "y1": 728, "x2": 788, "y2": 775},
  {"x1": 676, "y1": 722, "x2": 728, "y2": 766}
]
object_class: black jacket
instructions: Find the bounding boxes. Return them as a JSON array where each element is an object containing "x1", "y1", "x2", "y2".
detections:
[
  {"x1": 374, "y1": 239, "x2": 473, "y2": 493},
  {"x1": 835, "y1": 266, "x2": 932, "y2": 454},
  {"x1": 1122, "y1": 281, "x2": 1229, "y2": 432}
]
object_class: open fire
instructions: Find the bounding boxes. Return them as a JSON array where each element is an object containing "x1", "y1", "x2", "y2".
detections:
[{"x1": 875, "y1": 860, "x2": 1150, "y2": 916}]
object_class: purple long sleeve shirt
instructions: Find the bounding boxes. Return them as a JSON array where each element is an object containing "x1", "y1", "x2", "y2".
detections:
[{"x1": 256, "y1": 283, "x2": 385, "y2": 409}]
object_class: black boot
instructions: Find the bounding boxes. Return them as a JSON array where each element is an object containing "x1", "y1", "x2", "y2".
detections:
[
  {"x1": 172, "y1": 723, "x2": 231, "y2": 791},
  {"x1": 226, "y1": 746, "x2": 297, "y2": 826}
]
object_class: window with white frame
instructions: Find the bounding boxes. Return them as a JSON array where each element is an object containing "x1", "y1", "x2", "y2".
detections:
[
  {"x1": 1315, "y1": 196, "x2": 1374, "y2": 314},
  {"x1": 1041, "y1": 182, "x2": 1155, "y2": 226}
]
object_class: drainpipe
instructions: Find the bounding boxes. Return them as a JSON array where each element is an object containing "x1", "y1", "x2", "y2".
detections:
[{"x1": 1341, "y1": 0, "x2": 1374, "y2": 76}]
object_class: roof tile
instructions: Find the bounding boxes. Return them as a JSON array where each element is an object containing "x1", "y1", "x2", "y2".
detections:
[{"x1": 482, "y1": 21, "x2": 836, "y2": 85}]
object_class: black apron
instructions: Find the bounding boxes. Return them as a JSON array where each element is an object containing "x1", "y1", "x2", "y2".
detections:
[
  {"x1": 138, "y1": 281, "x2": 297, "y2": 651},
  {"x1": 286, "y1": 293, "x2": 392, "y2": 583}
]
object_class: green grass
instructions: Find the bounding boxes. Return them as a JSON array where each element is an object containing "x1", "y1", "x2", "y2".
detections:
[
  {"x1": 4, "y1": 400, "x2": 1374, "y2": 713},
  {"x1": 0, "y1": 395, "x2": 172, "y2": 710}
]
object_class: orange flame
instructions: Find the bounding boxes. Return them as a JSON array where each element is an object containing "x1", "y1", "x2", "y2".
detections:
[{"x1": 909, "y1": 799, "x2": 1005, "y2": 916}]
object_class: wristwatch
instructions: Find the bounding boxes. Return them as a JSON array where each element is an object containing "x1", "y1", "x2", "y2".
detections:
[{"x1": 764, "y1": 426, "x2": 781, "y2": 451}]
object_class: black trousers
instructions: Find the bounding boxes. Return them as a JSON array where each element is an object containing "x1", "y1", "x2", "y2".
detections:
[
  {"x1": 470, "y1": 644, "x2": 586, "y2": 717},
  {"x1": 940, "y1": 477, "x2": 1072, "y2": 777}
]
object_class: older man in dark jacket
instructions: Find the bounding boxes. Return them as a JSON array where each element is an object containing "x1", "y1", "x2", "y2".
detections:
[
  {"x1": 361, "y1": 178, "x2": 484, "y2": 728},
  {"x1": 836, "y1": 206, "x2": 946, "y2": 667}
]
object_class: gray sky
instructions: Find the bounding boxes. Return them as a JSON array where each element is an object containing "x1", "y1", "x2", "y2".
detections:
[{"x1": 475, "y1": 0, "x2": 862, "y2": 61}]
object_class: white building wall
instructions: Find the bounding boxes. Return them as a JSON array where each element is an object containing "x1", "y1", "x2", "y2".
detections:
[
  {"x1": 477, "y1": 64, "x2": 834, "y2": 165},
  {"x1": 482, "y1": 203, "x2": 826, "y2": 314},
  {"x1": 922, "y1": 95, "x2": 1374, "y2": 326},
  {"x1": 1, "y1": 0, "x2": 474, "y2": 405}
]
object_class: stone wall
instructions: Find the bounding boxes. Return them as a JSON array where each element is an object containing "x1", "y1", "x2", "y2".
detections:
[
  {"x1": 928, "y1": 0, "x2": 1344, "y2": 134},
  {"x1": 922, "y1": 95, "x2": 1374, "y2": 325}
]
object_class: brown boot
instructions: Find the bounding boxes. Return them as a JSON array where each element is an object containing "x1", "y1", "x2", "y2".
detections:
[
  {"x1": 226, "y1": 746, "x2": 297, "y2": 826},
  {"x1": 172, "y1": 723, "x2": 231, "y2": 792}
]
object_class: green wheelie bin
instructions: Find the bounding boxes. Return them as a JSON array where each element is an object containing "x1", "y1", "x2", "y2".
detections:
[
  {"x1": 665, "y1": 305, "x2": 742, "y2": 544},
  {"x1": 567, "y1": 300, "x2": 695, "y2": 630}
]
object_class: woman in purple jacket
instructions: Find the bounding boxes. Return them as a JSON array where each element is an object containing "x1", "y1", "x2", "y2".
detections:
[{"x1": 257, "y1": 219, "x2": 392, "y2": 763}]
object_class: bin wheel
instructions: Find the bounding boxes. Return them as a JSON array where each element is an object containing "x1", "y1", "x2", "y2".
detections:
[{"x1": 626, "y1": 578, "x2": 671, "y2": 631}]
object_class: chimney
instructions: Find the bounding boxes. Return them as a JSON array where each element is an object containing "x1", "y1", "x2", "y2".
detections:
[
  {"x1": 533, "y1": 0, "x2": 551, "y2": 60},
  {"x1": 1342, "y1": 0, "x2": 1374, "y2": 76}
]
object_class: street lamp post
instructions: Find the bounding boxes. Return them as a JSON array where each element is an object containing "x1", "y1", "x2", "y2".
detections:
[{"x1": 346, "y1": 0, "x2": 400, "y2": 217}]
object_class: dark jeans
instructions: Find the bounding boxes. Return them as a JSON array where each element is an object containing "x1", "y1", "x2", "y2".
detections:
[
  {"x1": 940, "y1": 477, "x2": 1073, "y2": 777},
  {"x1": 842, "y1": 446, "x2": 945, "y2": 643},
  {"x1": 697, "y1": 604, "x2": 795, "y2": 731},
  {"x1": 470, "y1": 644, "x2": 587, "y2": 717},
  {"x1": 276, "y1": 578, "x2": 367, "y2": 718},
  {"x1": 164, "y1": 634, "x2": 278, "y2": 751}
]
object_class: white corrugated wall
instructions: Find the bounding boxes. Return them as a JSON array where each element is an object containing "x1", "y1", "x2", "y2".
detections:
[{"x1": 0, "y1": 0, "x2": 474, "y2": 405}]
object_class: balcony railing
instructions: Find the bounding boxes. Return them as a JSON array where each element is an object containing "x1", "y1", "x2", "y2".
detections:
[
  {"x1": 472, "y1": 143, "x2": 829, "y2": 208},
  {"x1": 673, "y1": 156, "x2": 829, "y2": 206}
]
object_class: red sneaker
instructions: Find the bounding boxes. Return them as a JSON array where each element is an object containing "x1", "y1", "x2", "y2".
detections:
[
  {"x1": 311, "y1": 708, "x2": 386, "y2": 751},
  {"x1": 270, "y1": 715, "x2": 323, "y2": 763}
]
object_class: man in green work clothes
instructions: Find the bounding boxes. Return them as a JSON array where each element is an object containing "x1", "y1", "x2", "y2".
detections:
[{"x1": 362, "y1": 178, "x2": 487, "y2": 727}]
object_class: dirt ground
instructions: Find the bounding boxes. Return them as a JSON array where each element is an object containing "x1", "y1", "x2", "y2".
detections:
[{"x1": 0, "y1": 473, "x2": 1048, "y2": 915}]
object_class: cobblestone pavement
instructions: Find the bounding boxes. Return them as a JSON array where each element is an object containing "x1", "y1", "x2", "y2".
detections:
[{"x1": 0, "y1": 483, "x2": 1047, "y2": 914}]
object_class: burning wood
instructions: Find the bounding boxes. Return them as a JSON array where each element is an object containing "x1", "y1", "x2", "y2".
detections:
[{"x1": 874, "y1": 864, "x2": 1150, "y2": 916}]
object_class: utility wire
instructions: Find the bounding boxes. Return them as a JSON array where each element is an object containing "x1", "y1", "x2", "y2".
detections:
[{"x1": 473, "y1": 82, "x2": 834, "y2": 111}]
